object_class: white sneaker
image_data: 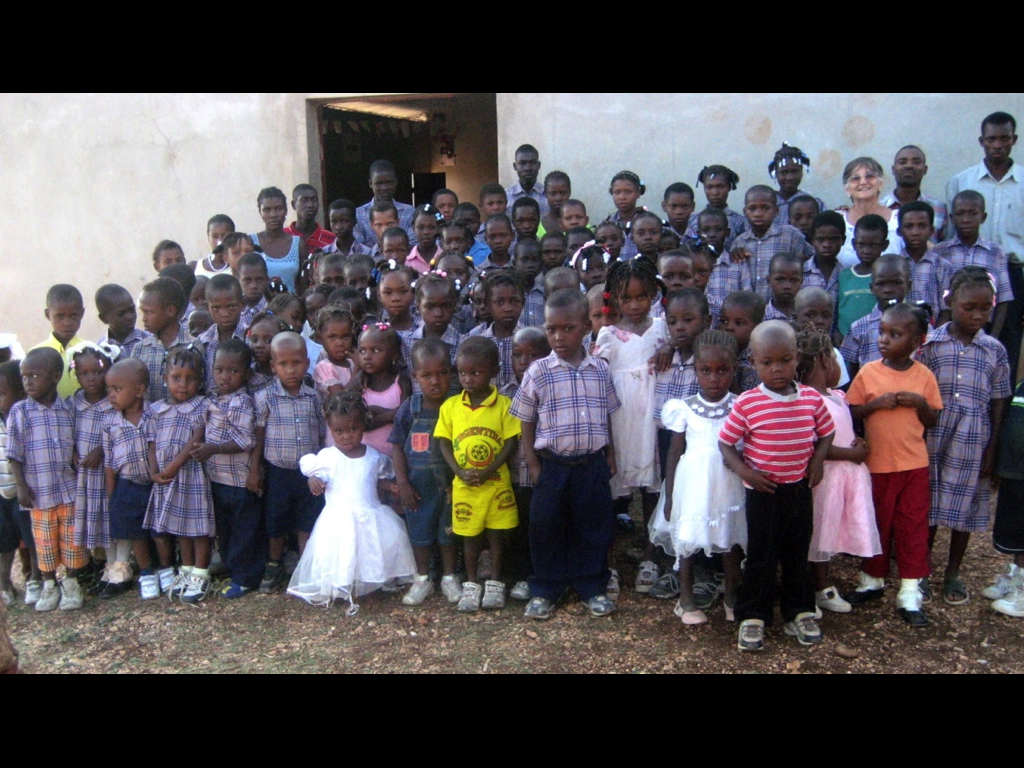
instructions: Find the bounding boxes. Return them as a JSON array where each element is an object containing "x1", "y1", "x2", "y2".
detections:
[
  {"x1": 59, "y1": 577, "x2": 83, "y2": 610},
  {"x1": 35, "y1": 580, "x2": 60, "y2": 612},
  {"x1": 481, "y1": 580, "x2": 505, "y2": 610},
  {"x1": 139, "y1": 574, "x2": 160, "y2": 601},
  {"x1": 816, "y1": 586, "x2": 852, "y2": 614},
  {"x1": 24, "y1": 580, "x2": 42, "y2": 605},
  {"x1": 457, "y1": 581, "x2": 482, "y2": 612},
  {"x1": 180, "y1": 573, "x2": 212, "y2": 604},
  {"x1": 510, "y1": 581, "x2": 531, "y2": 601},
  {"x1": 402, "y1": 577, "x2": 435, "y2": 606},
  {"x1": 167, "y1": 571, "x2": 189, "y2": 601},
  {"x1": 440, "y1": 575, "x2": 462, "y2": 603},
  {"x1": 982, "y1": 565, "x2": 1021, "y2": 600},
  {"x1": 157, "y1": 567, "x2": 176, "y2": 594},
  {"x1": 992, "y1": 589, "x2": 1024, "y2": 618},
  {"x1": 635, "y1": 560, "x2": 660, "y2": 593},
  {"x1": 606, "y1": 569, "x2": 621, "y2": 602},
  {"x1": 783, "y1": 612, "x2": 823, "y2": 645}
]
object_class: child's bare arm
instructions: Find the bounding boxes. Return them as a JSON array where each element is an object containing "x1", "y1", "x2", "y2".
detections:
[
  {"x1": 79, "y1": 447, "x2": 103, "y2": 470},
  {"x1": 606, "y1": 417, "x2": 617, "y2": 477},
  {"x1": 191, "y1": 438, "x2": 245, "y2": 462},
  {"x1": 827, "y1": 437, "x2": 869, "y2": 464},
  {"x1": 991, "y1": 302, "x2": 1009, "y2": 341},
  {"x1": 248, "y1": 427, "x2": 265, "y2": 496},
  {"x1": 520, "y1": 421, "x2": 540, "y2": 484},
  {"x1": 982, "y1": 396, "x2": 1010, "y2": 478},
  {"x1": 104, "y1": 467, "x2": 117, "y2": 498},
  {"x1": 895, "y1": 392, "x2": 938, "y2": 428},
  {"x1": 437, "y1": 437, "x2": 468, "y2": 483},
  {"x1": 472, "y1": 436, "x2": 517, "y2": 483},
  {"x1": 849, "y1": 392, "x2": 899, "y2": 421},
  {"x1": 392, "y1": 449, "x2": 420, "y2": 511},
  {"x1": 662, "y1": 431, "x2": 686, "y2": 520},
  {"x1": 147, "y1": 442, "x2": 165, "y2": 485},
  {"x1": 807, "y1": 433, "x2": 834, "y2": 488},
  {"x1": 161, "y1": 426, "x2": 205, "y2": 480},
  {"x1": 719, "y1": 442, "x2": 776, "y2": 493},
  {"x1": 10, "y1": 460, "x2": 34, "y2": 510}
]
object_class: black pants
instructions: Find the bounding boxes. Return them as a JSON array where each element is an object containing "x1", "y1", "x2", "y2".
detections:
[
  {"x1": 999, "y1": 263, "x2": 1023, "y2": 383},
  {"x1": 212, "y1": 482, "x2": 267, "y2": 589},
  {"x1": 507, "y1": 486, "x2": 533, "y2": 583},
  {"x1": 735, "y1": 482, "x2": 814, "y2": 625}
]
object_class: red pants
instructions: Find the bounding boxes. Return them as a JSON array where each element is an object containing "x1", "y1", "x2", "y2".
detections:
[{"x1": 863, "y1": 468, "x2": 930, "y2": 580}]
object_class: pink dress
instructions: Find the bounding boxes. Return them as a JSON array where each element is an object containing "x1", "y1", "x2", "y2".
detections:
[
  {"x1": 315, "y1": 361, "x2": 353, "y2": 448},
  {"x1": 362, "y1": 377, "x2": 403, "y2": 457},
  {"x1": 808, "y1": 390, "x2": 881, "y2": 562}
]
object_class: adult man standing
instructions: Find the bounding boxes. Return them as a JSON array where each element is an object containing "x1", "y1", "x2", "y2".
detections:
[
  {"x1": 354, "y1": 159, "x2": 416, "y2": 247},
  {"x1": 881, "y1": 145, "x2": 946, "y2": 243},
  {"x1": 285, "y1": 184, "x2": 336, "y2": 253},
  {"x1": 947, "y1": 111, "x2": 1024, "y2": 379},
  {"x1": 505, "y1": 144, "x2": 548, "y2": 217}
]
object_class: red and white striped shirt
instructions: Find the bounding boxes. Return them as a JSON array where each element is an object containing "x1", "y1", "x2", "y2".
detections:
[{"x1": 719, "y1": 383, "x2": 834, "y2": 486}]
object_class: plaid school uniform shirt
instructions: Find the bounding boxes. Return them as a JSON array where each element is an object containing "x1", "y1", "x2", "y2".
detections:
[
  {"x1": 653, "y1": 352, "x2": 697, "y2": 424},
  {"x1": 685, "y1": 207, "x2": 749, "y2": 250},
  {"x1": 801, "y1": 258, "x2": 840, "y2": 311},
  {"x1": 840, "y1": 305, "x2": 883, "y2": 368},
  {"x1": 480, "y1": 322, "x2": 522, "y2": 390},
  {"x1": 239, "y1": 296, "x2": 268, "y2": 334},
  {"x1": 198, "y1": 324, "x2": 247, "y2": 394},
  {"x1": 5, "y1": 397, "x2": 76, "y2": 509},
  {"x1": 98, "y1": 328, "x2": 150, "y2": 358},
  {"x1": 522, "y1": 275, "x2": 546, "y2": 328},
  {"x1": 254, "y1": 379, "x2": 325, "y2": 470},
  {"x1": 355, "y1": 200, "x2": 416, "y2": 248},
  {"x1": 902, "y1": 249, "x2": 953, "y2": 322},
  {"x1": 725, "y1": 222, "x2": 816, "y2": 302},
  {"x1": 401, "y1": 321, "x2": 462, "y2": 394},
  {"x1": 322, "y1": 239, "x2": 372, "y2": 257},
  {"x1": 933, "y1": 236, "x2": 1014, "y2": 304},
  {"x1": 205, "y1": 392, "x2": 257, "y2": 487},
  {"x1": 130, "y1": 325, "x2": 193, "y2": 403},
  {"x1": 499, "y1": 380, "x2": 532, "y2": 487},
  {"x1": 103, "y1": 402, "x2": 156, "y2": 484},
  {"x1": 506, "y1": 181, "x2": 549, "y2": 217},
  {"x1": 706, "y1": 260, "x2": 753, "y2": 309},
  {"x1": 510, "y1": 351, "x2": 620, "y2": 458},
  {"x1": 778, "y1": 190, "x2": 828, "y2": 228},
  {"x1": 605, "y1": 210, "x2": 639, "y2": 260}
]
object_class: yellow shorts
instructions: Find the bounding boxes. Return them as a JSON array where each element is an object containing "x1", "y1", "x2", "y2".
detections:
[{"x1": 451, "y1": 477, "x2": 518, "y2": 537}]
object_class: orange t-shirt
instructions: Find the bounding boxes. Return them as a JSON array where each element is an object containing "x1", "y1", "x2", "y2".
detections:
[{"x1": 846, "y1": 360, "x2": 943, "y2": 474}]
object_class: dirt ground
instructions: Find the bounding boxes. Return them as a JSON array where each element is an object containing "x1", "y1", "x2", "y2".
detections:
[{"x1": 7, "y1": 526, "x2": 1024, "y2": 674}]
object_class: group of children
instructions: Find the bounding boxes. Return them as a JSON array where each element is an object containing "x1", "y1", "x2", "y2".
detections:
[{"x1": 2, "y1": 137, "x2": 1022, "y2": 657}]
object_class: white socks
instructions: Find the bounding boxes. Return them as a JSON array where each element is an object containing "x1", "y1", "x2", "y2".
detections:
[
  {"x1": 856, "y1": 572, "x2": 885, "y2": 592},
  {"x1": 897, "y1": 578, "x2": 922, "y2": 611}
]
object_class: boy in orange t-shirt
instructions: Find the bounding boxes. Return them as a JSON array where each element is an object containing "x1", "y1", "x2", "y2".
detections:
[{"x1": 846, "y1": 304, "x2": 943, "y2": 626}]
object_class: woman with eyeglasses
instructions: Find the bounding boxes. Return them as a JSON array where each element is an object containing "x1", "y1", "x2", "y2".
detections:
[{"x1": 836, "y1": 157, "x2": 904, "y2": 268}]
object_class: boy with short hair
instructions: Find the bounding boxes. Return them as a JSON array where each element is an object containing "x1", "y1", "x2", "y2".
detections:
[
  {"x1": 383, "y1": 227, "x2": 419, "y2": 271},
  {"x1": 716, "y1": 185, "x2": 815, "y2": 303},
  {"x1": 801, "y1": 211, "x2": 845, "y2": 314},
  {"x1": 391, "y1": 338, "x2": 459, "y2": 606},
  {"x1": 543, "y1": 266, "x2": 581, "y2": 297},
  {"x1": 285, "y1": 183, "x2": 337, "y2": 253},
  {"x1": 897, "y1": 201, "x2": 952, "y2": 323},
  {"x1": 7, "y1": 348, "x2": 86, "y2": 612},
  {"x1": 840, "y1": 254, "x2": 911, "y2": 379},
  {"x1": 511, "y1": 197, "x2": 541, "y2": 242},
  {"x1": 436, "y1": 337, "x2": 521, "y2": 612},
  {"x1": 355, "y1": 159, "x2": 416, "y2": 247},
  {"x1": 253, "y1": 332, "x2": 326, "y2": 593},
  {"x1": 510, "y1": 289, "x2": 620, "y2": 620},
  {"x1": 325, "y1": 198, "x2": 372, "y2": 258},
  {"x1": 453, "y1": 202, "x2": 490, "y2": 265},
  {"x1": 237, "y1": 253, "x2": 270, "y2": 332},
  {"x1": 514, "y1": 239, "x2": 545, "y2": 327},
  {"x1": 132, "y1": 278, "x2": 193, "y2": 403},
  {"x1": 480, "y1": 214, "x2": 514, "y2": 270},
  {"x1": 934, "y1": 190, "x2": 1013, "y2": 337},
  {"x1": 32, "y1": 284, "x2": 86, "y2": 399},
  {"x1": 719, "y1": 290, "x2": 765, "y2": 393},
  {"x1": 479, "y1": 184, "x2": 508, "y2": 226},
  {"x1": 560, "y1": 199, "x2": 589, "y2": 233},
  {"x1": 719, "y1": 321, "x2": 835, "y2": 651},
  {"x1": 786, "y1": 195, "x2": 821, "y2": 239},
  {"x1": 198, "y1": 274, "x2": 246, "y2": 394},
  {"x1": 159, "y1": 263, "x2": 198, "y2": 320},
  {"x1": 662, "y1": 183, "x2": 697, "y2": 244},
  {"x1": 152, "y1": 240, "x2": 186, "y2": 272},
  {"x1": 367, "y1": 201, "x2": 401, "y2": 260},
  {"x1": 96, "y1": 284, "x2": 149, "y2": 356},
  {"x1": 764, "y1": 252, "x2": 804, "y2": 321},
  {"x1": 838, "y1": 214, "x2": 890, "y2": 340}
]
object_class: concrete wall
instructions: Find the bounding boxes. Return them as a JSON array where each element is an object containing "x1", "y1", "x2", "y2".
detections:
[{"x1": 496, "y1": 92, "x2": 1024, "y2": 225}]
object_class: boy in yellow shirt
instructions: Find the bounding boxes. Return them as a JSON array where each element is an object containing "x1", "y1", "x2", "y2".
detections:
[{"x1": 436, "y1": 337, "x2": 520, "y2": 613}]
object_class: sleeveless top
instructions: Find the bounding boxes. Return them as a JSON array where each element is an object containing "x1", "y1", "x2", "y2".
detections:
[
  {"x1": 194, "y1": 254, "x2": 231, "y2": 279},
  {"x1": 251, "y1": 233, "x2": 301, "y2": 292}
]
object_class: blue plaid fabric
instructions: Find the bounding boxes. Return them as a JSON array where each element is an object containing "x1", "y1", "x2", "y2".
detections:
[
  {"x1": 98, "y1": 328, "x2": 150, "y2": 358},
  {"x1": 721, "y1": 222, "x2": 816, "y2": 302},
  {"x1": 254, "y1": 379, "x2": 325, "y2": 470},
  {"x1": 934, "y1": 236, "x2": 1014, "y2": 304},
  {"x1": 5, "y1": 397, "x2": 76, "y2": 509},
  {"x1": 71, "y1": 391, "x2": 114, "y2": 548},
  {"x1": 205, "y1": 392, "x2": 257, "y2": 488},
  {"x1": 653, "y1": 353, "x2": 698, "y2": 424},
  {"x1": 130, "y1": 325, "x2": 193, "y2": 403},
  {"x1": 840, "y1": 306, "x2": 883, "y2": 368},
  {"x1": 103, "y1": 402, "x2": 156, "y2": 485},
  {"x1": 902, "y1": 250, "x2": 953, "y2": 322}
]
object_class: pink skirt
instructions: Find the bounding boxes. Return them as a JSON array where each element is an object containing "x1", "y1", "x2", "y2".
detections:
[{"x1": 809, "y1": 460, "x2": 881, "y2": 562}]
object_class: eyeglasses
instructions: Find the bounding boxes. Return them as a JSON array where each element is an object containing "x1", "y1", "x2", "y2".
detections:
[{"x1": 847, "y1": 172, "x2": 880, "y2": 184}]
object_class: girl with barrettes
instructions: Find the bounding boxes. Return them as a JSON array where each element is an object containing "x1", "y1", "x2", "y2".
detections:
[
  {"x1": 246, "y1": 311, "x2": 289, "y2": 395},
  {"x1": 288, "y1": 390, "x2": 415, "y2": 614},
  {"x1": 351, "y1": 323, "x2": 411, "y2": 458},
  {"x1": 432, "y1": 251, "x2": 476, "y2": 334},
  {"x1": 408, "y1": 205, "x2": 444, "y2": 274},
  {"x1": 686, "y1": 165, "x2": 747, "y2": 248},
  {"x1": 67, "y1": 342, "x2": 120, "y2": 596},
  {"x1": 768, "y1": 143, "x2": 827, "y2": 224},
  {"x1": 593, "y1": 257, "x2": 669, "y2": 592},
  {"x1": 570, "y1": 242, "x2": 613, "y2": 292},
  {"x1": 604, "y1": 171, "x2": 647, "y2": 260}
]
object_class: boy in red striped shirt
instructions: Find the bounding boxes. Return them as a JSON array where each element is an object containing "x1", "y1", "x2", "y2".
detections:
[{"x1": 719, "y1": 321, "x2": 835, "y2": 651}]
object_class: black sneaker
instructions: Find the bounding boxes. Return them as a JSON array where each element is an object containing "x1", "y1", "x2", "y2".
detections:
[
  {"x1": 259, "y1": 561, "x2": 284, "y2": 594},
  {"x1": 99, "y1": 581, "x2": 130, "y2": 600}
]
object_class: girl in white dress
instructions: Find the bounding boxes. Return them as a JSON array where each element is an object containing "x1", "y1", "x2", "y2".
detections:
[
  {"x1": 649, "y1": 330, "x2": 746, "y2": 625},
  {"x1": 288, "y1": 391, "x2": 415, "y2": 614},
  {"x1": 593, "y1": 254, "x2": 668, "y2": 591}
]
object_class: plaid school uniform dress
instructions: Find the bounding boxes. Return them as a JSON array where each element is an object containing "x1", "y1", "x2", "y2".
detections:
[
  {"x1": 130, "y1": 325, "x2": 193, "y2": 403},
  {"x1": 144, "y1": 395, "x2": 214, "y2": 537},
  {"x1": 198, "y1": 325, "x2": 247, "y2": 394},
  {"x1": 70, "y1": 391, "x2": 114, "y2": 548},
  {"x1": 247, "y1": 370, "x2": 276, "y2": 396},
  {"x1": 902, "y1": 250, "x2": 953, "y2": 323},
  {"x1": 605, "y1": 210, "x2": 640, "y2": 260},
  {"x1": 919, "y1": 324, "x2": 1011, "y2": 531}
]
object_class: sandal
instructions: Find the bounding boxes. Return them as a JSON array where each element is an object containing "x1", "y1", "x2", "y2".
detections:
[
  {"x1": 943, "y1": 577, "x2": 970, "y2": 606},
  {"x1": 635, "y1": 561, "x2": 660, "y2": 593}
]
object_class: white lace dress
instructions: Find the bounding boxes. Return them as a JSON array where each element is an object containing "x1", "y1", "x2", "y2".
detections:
[
  {"x1": 288, "y1": 445, "x2": 415, "y2": 612},
  {"x1": 649, "y1": 394, "x2": 746, "y2": 564}
]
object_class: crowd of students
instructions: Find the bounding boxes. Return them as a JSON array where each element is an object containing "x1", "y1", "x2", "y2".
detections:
[{"x1": 2, "y1": 108, "x2": 1023, "y2": 670}]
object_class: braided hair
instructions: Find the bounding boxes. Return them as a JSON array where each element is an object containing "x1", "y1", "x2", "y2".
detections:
[
  {"x1": 316, "y1": 306, "x2": 355, "y2": 336},
  {"x1": 693, "y1": 329, "x2": 738, "y2": 365},
  {"x1": 948, "y1": 265, "x2": 997, "y2": 307},
  {"x1": 414, "y1": 271, "x2": 459, "y2": 305},
  {"x1": 246, "y1": 311, "x2": 289, "y2": 337},
  {"x1": 768, "y1": 142, "x2": 812, "y2": 178},
  {"x1": 411, "y1": 203, "x2": 444, "y2": 228},
  {"x1": 604, "y1": 255, "x2": 664, "y2": 311},
  {"x1": 794, "y1": 325, "x2": 833, "y2": 381},
  {"x1": 882, "y1": 302, "x2": 930, "y2": 338},
  {"x1": 696, "y1": 165, "x2": 740, "y2": 190},
  {"x1": 570, "y1": 243, "x2": 612, "y2": 274},
  {"x1": 609, "y1": 170, "x2": 646, "y2": 195},
  {"x1": 166, "y1": 342, "x2": 206, "y2": 393},
  {"x1": 324, "y1": 389, "x2": 369, "y2": 428}
]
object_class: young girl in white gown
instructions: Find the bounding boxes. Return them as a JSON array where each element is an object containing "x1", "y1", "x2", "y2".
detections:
[
  {"x1": 649, "y1": 330, "x2": 746, "y2": 626},
  {"x1": 288, "y1": 391, "x2": 415, "y2": 614}
]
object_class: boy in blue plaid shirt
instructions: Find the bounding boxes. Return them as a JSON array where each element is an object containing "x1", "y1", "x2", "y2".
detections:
[
  {"x1": 253, "y1": 333, "x2": 325, "y2": 593},
  {"x1": 510, "y1": 290, "x2": 620, "y2": 620}
]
